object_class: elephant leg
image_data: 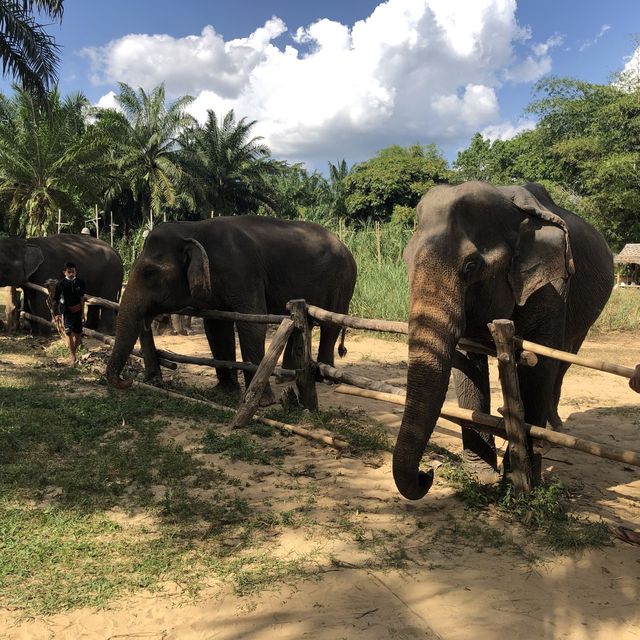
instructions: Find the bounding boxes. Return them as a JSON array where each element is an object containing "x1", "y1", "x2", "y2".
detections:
[
  {"x1": 29, "y1": 292, "x2": 51, "y2": 336},
  {"x1": 85, "y1": 304, "x2": 99, "y2": 330},
  {"x1": 98, "y1": 308, "x2": 116, "y2": 335},
  {"x1": 317, "y1": 324, "x2": 341, "y2": 367},
  {"x1": 236, "y1": 321, "x2": 276, "y2": 406},
  {"x1": 139, "y1": 326, "x2": 162, "y2": 382},
  {"x1": 452, "y1": 351, "x2": 498, "y2": 479},
  {"x1": 203, "y1": 319, "x2": 239, "y2": 391}
]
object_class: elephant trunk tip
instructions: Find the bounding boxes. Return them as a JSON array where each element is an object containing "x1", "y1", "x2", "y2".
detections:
[{"x1": 393, "y1": 467, "x2": 435, "y2": 501}]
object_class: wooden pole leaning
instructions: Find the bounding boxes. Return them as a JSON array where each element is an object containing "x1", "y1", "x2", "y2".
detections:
[
  {"x1": 287, "y1": 299, "x2": 318, "y2": 411},
  {"x1": 489, "y1": 319, "x2": 537, "y2": 494},
  {"x1": 230, "y1": 318, "x2": 295, "y2": 429}
]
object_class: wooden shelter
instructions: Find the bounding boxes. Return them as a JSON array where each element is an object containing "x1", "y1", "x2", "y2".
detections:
[{"x1": 614, "y1": 243, "x2": 640, "y2": 286}]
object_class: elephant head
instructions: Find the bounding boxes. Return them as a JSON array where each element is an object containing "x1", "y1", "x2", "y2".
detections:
[
  {"x1": 106, "y1": 228, "x2": 211, "y2": 388},
  {"x1": 0, "y1": 238, "x2": 44, "y2": 286},
  {"x1": 393, "y1": 181, "x2": 574, "y2": 500}
]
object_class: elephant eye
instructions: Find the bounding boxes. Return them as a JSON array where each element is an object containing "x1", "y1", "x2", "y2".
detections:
[{"x1": 461, "y1": 258, "x2": 481, "y2": 279}]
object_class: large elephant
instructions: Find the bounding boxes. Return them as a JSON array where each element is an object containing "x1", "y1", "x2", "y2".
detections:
[
  {"x1": 394, "y1": 181, "x2": 613, "y2": 500},
  {"x1": 0, "y1": 234, "x2": 124, "y2": 334},
  {"x1": 106, "y1": 216, "x2": 357, "y2": 401}
]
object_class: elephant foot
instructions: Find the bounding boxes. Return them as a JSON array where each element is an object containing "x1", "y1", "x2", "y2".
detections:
[
  {"x1": 462, "y1": 451, "x2": 500, "y2": 485},
  {"x1": 259, "y1": 386, "x2": 277, "y2": 407},
  {"x1": 144, "y1": 370, "x2": 163, "y2": 384},
  {"x1": 214, "y1": 382, "x2": 242, "y2": 399}
]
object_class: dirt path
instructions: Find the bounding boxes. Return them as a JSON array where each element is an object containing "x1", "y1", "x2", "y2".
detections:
[{"x1": 2, "y1": 329, "x2": 640, "y2": 639}]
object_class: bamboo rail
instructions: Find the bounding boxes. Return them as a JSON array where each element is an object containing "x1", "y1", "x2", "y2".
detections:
[
  {"x1": 176, "y1": 307, "x2": 287, "y2": 324},
  {"x1": 154, "y1": 347, "x2": 296, "y2": 377},
  {"x1": 514, "y1": 338, "x2": 635, "y2": 378},
  {"x1": 335, "y1": 385, "x2": 640, "y2": 469}
]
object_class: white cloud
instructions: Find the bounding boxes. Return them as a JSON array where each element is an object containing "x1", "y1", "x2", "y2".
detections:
[
  {"x1": 85, "y1": 0, "x2": 556, "y2": 165},
  {"x1": 504, "y1": 33, "x2": 563, "y2": 83},
  {"x1": 95, "y1": 91, "x2": 119, "y2": 111},
  {"x1": 617, "y1": 44, "x2": 640, "y2": 90},
  {"x1": 481, "y1": 118, "x2": 536, "y2": 141},
  {"x1": 579, "y1": 24, "x2": 611, "y2": 52}
]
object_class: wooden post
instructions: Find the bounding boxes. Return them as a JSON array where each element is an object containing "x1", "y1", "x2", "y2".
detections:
[
  {"x1": 94, "y1": 204, "x2": 100, "y2": 239},
  {"x1": 5, "y1": 287, "x2": 20, "y2": 333},
  {"x1": 489, "y1": 319, "x2": 537, "y2": 494},
  {"x1": 374, "y1": 220, "x2": 382, "y2": 266},
  {"x1": 57, "y1": 209, "x2": 62, "y2": 234},
  {"x1": 110, "y1": 212, "x2": 118, "y2": 247},
  {"x1": 230, "y1": 318, "x2": 294, "y2": 428},
  {"x1": 286, "y1": 299, "x2": 318, "y2": 411}
]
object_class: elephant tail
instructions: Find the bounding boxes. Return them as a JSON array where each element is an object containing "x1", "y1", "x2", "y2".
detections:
[{"x1": 338, "y1": 327, "x2": 348, "y2": 358}]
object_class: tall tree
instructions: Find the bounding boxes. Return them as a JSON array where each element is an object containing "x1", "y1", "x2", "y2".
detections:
[
  {"x1": 0, "y1": 86, "x2": 105, "y2": 235},
  {"x1": 95, "y1": 83, "x2": 195, "y2": 225},
  {"x1": 0, "y1": 1, "x2": 64, "y2": 102},
  {"x1": 180, "y1": 109, "x2": 281, "y2": 216},
  {"x1": 343, "y1": 144, "x2": 451, "y2": 221}
]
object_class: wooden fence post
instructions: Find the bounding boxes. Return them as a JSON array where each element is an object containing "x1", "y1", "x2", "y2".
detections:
[
  {"x1": 489, "y1": 319, "x2": 537, "y2": 494},
  {"x1": 5, "y1": 287, "x2": 20, "y2": 333},
  {"x1": 374, "y1": 220, "x2": 382, "y2": 266},
  {"x1": 231, "y1": 318, "x2": 295, "y2": 428},
  {"x1": 287, "y1": 299, "x2": 318, "y2": 411}
]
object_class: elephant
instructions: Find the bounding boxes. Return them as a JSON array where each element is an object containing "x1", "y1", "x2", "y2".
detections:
[
  {"x1": 394, "y1": 181, "x2": 613, "y2": 500},
  {"x1": 106, "y1": 216, "x2": 357, "y2": 403},
  {"x1": 0, "y1": 234, "x2": 124, "y2": 334}
]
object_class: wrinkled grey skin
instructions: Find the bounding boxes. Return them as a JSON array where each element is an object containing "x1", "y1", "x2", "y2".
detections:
[
  {"x1": 0, "y1": 234, "x2": 124, "y2": 334},
  {"x1": 394, "y1": 181, "x2": 613, "y2": 500},
  {"x1": 106, "y1": 216, "x2": 357, "y2": 401}
]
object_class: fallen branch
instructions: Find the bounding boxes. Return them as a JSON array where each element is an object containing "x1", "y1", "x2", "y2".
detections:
[
  {"x1": 334, "y1": 385, "x2": 640, "y2": 469},
  {"x1": 316, "y1": 362, "x2": 405, "y2": 395},
  {"x1": 135, "y1": 381, "x2": 348, "y2": 450}
]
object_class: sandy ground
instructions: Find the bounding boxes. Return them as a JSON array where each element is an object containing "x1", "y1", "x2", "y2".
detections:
[{"x1": 2, "y1": 324, "x2": 640, "y2": 640}]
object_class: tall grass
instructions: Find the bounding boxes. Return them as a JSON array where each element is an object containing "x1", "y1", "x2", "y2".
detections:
[
  {"x1": 592, "y1": 288, "x2": 640, "y2": 333},
  {"x1": 334, "y1": 220, "x2": 411, "y2": 321}
]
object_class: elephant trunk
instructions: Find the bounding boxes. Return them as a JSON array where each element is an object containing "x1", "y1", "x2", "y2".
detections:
[
  {"x1": 106, "y1": 293, "x2": 144, "y2": 389},
  {"x1": 393, "y1": 267, "x2": 464, "y2": 500}
]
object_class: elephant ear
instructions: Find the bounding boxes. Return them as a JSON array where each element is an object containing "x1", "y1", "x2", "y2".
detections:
[
  {"x1": 505, "y1": 185, "x2": 575, "y2": 307},
  {"x1": 184, "y1": 238, "x2": 212, "y2": 303},
  {"x1": 24, "y1": 244, "x2": 44, "y2": 280}
]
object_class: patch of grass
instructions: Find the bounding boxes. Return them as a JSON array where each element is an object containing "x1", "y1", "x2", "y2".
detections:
[
  {"x1": 439, "y1": 461, "x2": 611, "y2": 552},
  {"x1": 201, "y1": 430, "x2": 273, "y2": 465}
]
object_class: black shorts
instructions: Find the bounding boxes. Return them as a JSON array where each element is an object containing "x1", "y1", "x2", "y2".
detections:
[{"x1": 63, "y1": 310, "x2": 83, "y2": 336}]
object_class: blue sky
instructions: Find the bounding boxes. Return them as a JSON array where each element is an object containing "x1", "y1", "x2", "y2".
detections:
[{"x1": 26, "y1": 0, "x2": 640, "y2": 168}]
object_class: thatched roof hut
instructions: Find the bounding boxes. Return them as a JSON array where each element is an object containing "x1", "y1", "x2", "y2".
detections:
[{"x1": 614, "y1": 244, "x2": 640, "y2": 264}]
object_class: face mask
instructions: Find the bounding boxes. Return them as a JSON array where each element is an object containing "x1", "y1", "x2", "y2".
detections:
[{"x1": 65, "y1": 275, "x2": 75, "y2": 281}]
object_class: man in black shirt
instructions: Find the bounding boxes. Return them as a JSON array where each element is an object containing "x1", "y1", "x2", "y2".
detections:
[{"x1": 53, "y1": 261, "x2": 86, "y2": 365}]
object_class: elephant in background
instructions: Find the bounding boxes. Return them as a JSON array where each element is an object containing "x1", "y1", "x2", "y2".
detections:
[
  {"x1": 0, "y1": 234, "x2": 124, "y2": 334},
  {"x1": 394, "y1": 181, "x2": 613, "y2": 500},
  {"x1": 107, "y1": 216, "x2": 357, "y2": 403}
]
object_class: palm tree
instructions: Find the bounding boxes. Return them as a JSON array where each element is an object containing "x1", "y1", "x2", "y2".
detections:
[
  {"x1": 0, "y1": 86, "x2": 106, "y2": 234},
  {"x1": 327, "y1": 159, "x2": 350, "y2": 218},
  {"x1": 0, "y1": 1, "x2": 64, "y2": 102},
  {"x1": 95, "y1": 83, "x2": 195, "y2": 224},
  {"x1": 180, "y1": 109, "x2": 281, "y2": 216}
]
